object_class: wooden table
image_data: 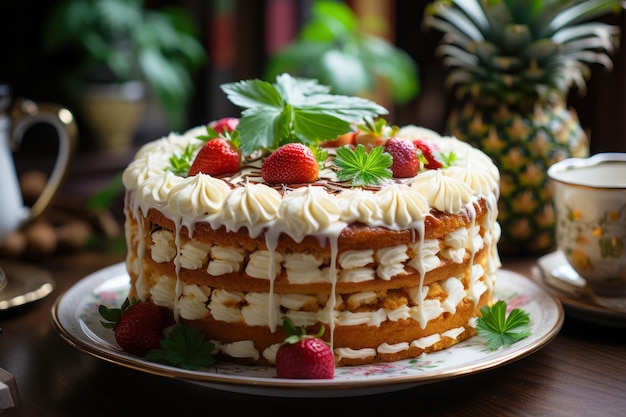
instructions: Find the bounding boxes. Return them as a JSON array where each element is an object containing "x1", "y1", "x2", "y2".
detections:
[{"x1": 0, "y1": 252, "x2": 624, "y2": 417}]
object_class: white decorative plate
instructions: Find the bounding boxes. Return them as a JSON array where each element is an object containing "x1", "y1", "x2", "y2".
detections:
[{"x1": 52, "y1": 263, "x2": 563, "y2": 398}]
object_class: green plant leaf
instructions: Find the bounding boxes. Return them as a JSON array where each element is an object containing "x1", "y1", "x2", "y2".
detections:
[
  {"x1": 44, "y1": 0, "x2": 206, "y2": 130},
  {"x1": 265, "y1": 0, "x2": 419, "y2": 104},
  {"x1": 167, "y1": 143, "x2": 197, "y2": 176},
  {"x1": 333, "y1": 144, "x2": 393, "y2": 186},
  {"x1": 476, "y1": 300, "x2": 531, "y2": 350},
  {"x1": 146, "y1": 325, "x2": 215, "y2": 370},
  {"x1": 221, "y1": 74, "x2": 387, "y2": 156}
]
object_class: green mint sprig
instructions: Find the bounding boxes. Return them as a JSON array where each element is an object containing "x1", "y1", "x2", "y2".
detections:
[
  {"x1": 167, "y1": 144, "x2": 196, "y2": 176},
  {"x1": 476, "y1": 300, "x2": 531, "y2": 351},
  {"x1": 221, "y1": 73, "x2": 388, "y2": 156},
  {"x1": 146, "y1": 325, "x2": 215, "y2": 370},
  {"x1": 438, "y1": 151, "x2": 457, "y2": 168},
  {"x1": 333, "y1": 144, "x2": 393, "y2": 186}
]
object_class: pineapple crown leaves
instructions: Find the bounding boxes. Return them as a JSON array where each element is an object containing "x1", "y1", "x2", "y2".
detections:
[
  {"x1": 99, "y1": 297, "x2": 137, "y2": 328},
  {"x1": 424, "y1": 0, "x2": 625, "y2": 100},
  {"x1": 281, "y1": 316, "x2": 326, "y2": 345},
  {"x1": 220, "y1": 73, "x2": 388, "y2": 156},
  {"x1": 145, "y1": 325, "x2": 216, "y2": 370},
  {"x1": 333, "y1": 144, "x2": 393, "y2": 186}
]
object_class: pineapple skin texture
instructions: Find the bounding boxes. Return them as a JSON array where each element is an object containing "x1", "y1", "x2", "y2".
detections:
[{"x1": 448, "y1": 98, "x2": 589, "y2": 255}]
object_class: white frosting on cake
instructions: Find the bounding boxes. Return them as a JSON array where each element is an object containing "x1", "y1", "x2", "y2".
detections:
[{"x1": 122, "y1": 126, "x2": 500, "y2": 238}]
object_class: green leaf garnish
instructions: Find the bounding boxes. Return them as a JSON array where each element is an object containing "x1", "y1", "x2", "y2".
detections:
[
  {"x1": 221, "y1": 73, "x2": 388, "y2": 156},
  {"x1": 438, "y1": 151, "x2": 457, "y2": 168},
  {"x1": 356, "y1": 117, "x2": 397, "y2": 137},
  {"x1": 476, "y1": 300, "x2": 531, "y2": 351},
  {"x1": 310, "y1": 144, "x2": 328, "y2": 171},
  {"x1": 167, "y1": 143, "x2": 196, "y2": 176},
  {"x1": 146, "y1": 325, "x2": 215, "y2": 370},
  {"x1": 333, "y1": 144, "x2": 393, "y2": 186}
]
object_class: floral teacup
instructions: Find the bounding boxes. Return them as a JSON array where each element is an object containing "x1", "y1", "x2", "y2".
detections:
[{"x1": 548, "y1": 153, "x2": 626, "y2": 297}]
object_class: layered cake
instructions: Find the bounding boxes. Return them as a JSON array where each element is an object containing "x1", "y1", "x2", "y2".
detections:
[{"x1": 122, "y1": 74, "x2": 501, "y2": 366}]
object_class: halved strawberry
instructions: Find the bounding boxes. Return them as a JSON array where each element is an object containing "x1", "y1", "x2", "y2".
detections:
[
  {"x1": 384, "y1": 137, "x2": 419, "y2": 178},
  {"x1": 413, "y1": 139, "x2": 443, "y2": 169},
  {"x1": 261, "y1": 143, "x2": 319, "y2": 184},
  {"x1": 275, "y1": 317, "x2": 334, "y2": 379},
  {"x1": 209, "y1": 117, "x2": 239, "y2": 134},
  {"x1": 99, "y1": 298, "x2": 164, "y2": 356},
  {"x1": 188, "y1": 138, "x2": 242, "y2": 176}
]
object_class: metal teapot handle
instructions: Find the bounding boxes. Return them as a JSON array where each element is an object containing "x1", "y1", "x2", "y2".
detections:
[{"x1": 10, "y1": 98, "x2": 78, "y2": 222}]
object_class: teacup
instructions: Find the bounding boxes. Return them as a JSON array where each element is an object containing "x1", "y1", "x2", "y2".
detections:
[{"x1": 548, "y1": 153, "x2": 626, "y2": 297}]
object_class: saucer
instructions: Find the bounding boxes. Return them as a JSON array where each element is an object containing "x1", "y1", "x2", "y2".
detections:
[
  {"x1": 535, "y1": 251, "x2": 626, "y2": 328},
  {"x1": 0, "y1": 258, "x2": 55, "y2": 311}
]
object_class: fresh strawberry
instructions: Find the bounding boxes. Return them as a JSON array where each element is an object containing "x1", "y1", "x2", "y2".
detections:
[
  {"x1": 188, "y1": 138, "x2": 242, "y2": 176},
  {"x1": 99, "y1": 298, "x2": 164, "y2": 356},
  {"x1": 413, "y1": 139, "x2": 443, "y2": 169},
  {"x1": 261, "y1": 143, "x2": 319, "y2": 184},
  {"x1": 209, "y1": 117, "x2": 239, "y2": 134},
  {"x1": 384, "y1": 137, "x2": 419, "y2": 178},
  {"x1": 275, "y1": 317, "x2": 334, "y2": 379}
]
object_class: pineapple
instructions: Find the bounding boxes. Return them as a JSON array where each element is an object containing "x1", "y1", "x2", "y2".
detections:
[{"x1": 423, "y1": 0, "x2": 625, "y2": 255}]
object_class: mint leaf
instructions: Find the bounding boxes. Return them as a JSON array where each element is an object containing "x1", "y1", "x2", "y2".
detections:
[
  {"x1": 221, "y1": 73, "x2": 387, "y2": 156},
  {"x1": 438, "y1": 151, "x2": 457, "y2": 168},
  {"x1": 167, "y1": 143, "x2": 196, "y2": 177},
  {"x1": 476, "y1": 300, "x2": 531, "y2": 351}
]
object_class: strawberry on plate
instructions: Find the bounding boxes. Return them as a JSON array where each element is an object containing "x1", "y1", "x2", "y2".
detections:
[
  {"x1": 261, "y1": 143, "x2": 319, "y2": 184},
  {"x1": 275, "y1": 317, "x2": 334, "y2": 379},
  {"x1": 99, "y1": 298, "x2": 164, "y2": 356},
  {"x1": 188, "y1": 138, "x2": 242, "y2": 176},
  {"x1": 384, "y1": 137, "x2": 419, "y2": 178}
]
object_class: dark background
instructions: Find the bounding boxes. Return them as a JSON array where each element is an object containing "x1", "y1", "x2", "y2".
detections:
[{"x1": 1, "y1": 0, "x2": 625, "y2": 155}]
